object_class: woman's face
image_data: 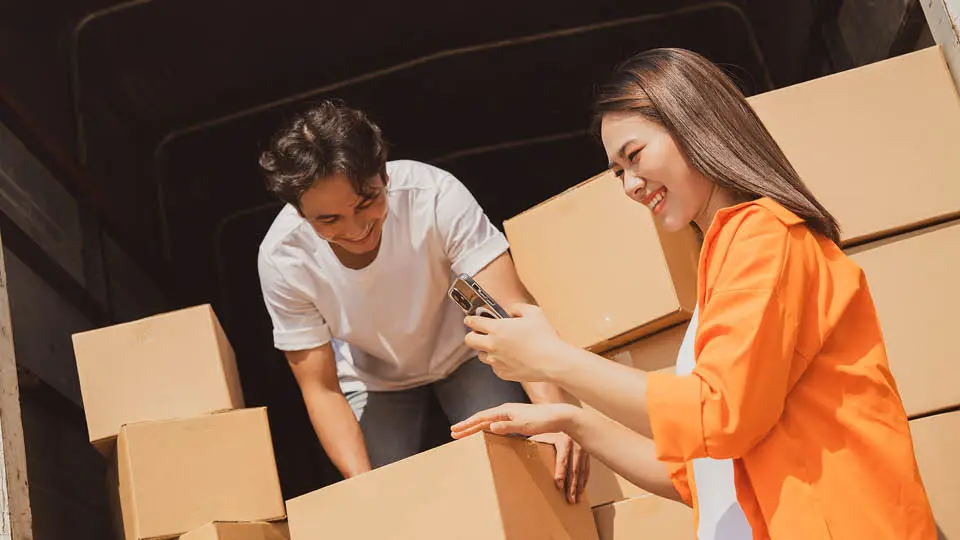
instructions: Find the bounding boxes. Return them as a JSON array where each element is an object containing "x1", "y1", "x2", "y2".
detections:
[{"x1": 601, "y1": 111, "x2": 716, "y2": 232}]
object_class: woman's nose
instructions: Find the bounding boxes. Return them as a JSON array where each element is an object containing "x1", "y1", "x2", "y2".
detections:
[{"x1": 622, "y1": 172, "x2": 646, "y2": 199}]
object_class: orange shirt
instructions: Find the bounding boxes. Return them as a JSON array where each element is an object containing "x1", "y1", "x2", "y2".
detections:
[{"x1": 646, "y1": 198, "x2": 936, "y2": 539}]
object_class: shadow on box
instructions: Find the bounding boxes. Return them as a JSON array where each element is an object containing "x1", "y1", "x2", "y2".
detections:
[{"x1": 213, "y1": 204, "x2": 454, "y2": 499}]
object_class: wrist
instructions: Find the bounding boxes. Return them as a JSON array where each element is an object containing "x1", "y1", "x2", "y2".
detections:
[
  {"x1": 561, "y1": 405, "x2": 587, "y2": 439},
  {"x1": 541, "y1": 338, "x2": 579, "y2": 384}
]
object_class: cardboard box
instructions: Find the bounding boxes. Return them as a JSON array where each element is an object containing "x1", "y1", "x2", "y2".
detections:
[
  {"x1": 848, "y1": 221, "x2": 960, "y2": 417},
  {"x1": 73, "y1": 304, "x2": 244, "y2": 452},
  {"x1": 586, "y1": 461, "x2": 648, "y2": 510},
  {"x1": 604, "y1": 324, "x2": 686, "y2": 373},
  {"x1": 180, "y1": 522, "x2": 290, "y2": 540},
  {"x1": 593, "y1": 495, "x2": 694, "y2": 540},
  {"x1": 111, "y1": 408, "x2": 285, "y2": 540},
  {"x1": 505, "y1": 171, "x2": 699, "y2": 353},
  {"x1": 287, "y1": 432, "x2": 599, "y2": 540},
  {"x1": 586, "y1": 328, "x2": 685, "y2": 506},
  {"x1": 749, "y1": 47, "x2": 960, "y2": 244},
  {"x1": 909, "y1": 410, "x2": 960, "y2": 538}
]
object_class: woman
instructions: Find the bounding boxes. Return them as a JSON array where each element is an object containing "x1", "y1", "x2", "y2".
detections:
[{"x1": 451, "y1": 49, "x2": 935, "y2": 539}]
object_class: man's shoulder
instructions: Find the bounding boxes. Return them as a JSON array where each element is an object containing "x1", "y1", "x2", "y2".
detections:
[
  {"x1": 386, "y1": 159, "x2": 458, "y2": 193},
  {"x1": 258, "y1": 203, "x2": 310, "y2": 262}
]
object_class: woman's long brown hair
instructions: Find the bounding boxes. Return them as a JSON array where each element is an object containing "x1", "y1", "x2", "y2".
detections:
[{"x1": 593, "y1": 48, "x2": 841, "y2": 244}]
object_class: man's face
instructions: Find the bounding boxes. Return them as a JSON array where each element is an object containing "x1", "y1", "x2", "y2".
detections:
[{"x1": 298, "y1": 173, "x2": 388, "y2": 255}]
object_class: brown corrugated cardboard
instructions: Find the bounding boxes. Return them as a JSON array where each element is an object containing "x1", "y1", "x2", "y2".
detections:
[
  {"x1": 593, "y1": 495, "x2": 694, "y2": 540},
  {"x1": 112, "y1": 408, "x2": 285, "y2": 540},
  {"x1": 73, "y1": 304, "x2": 244, "y2": 453},
  {"x1": 848, "y1": 221, "x2": 960, "y2": 417},
  {"x1": 909, "y1": 411, "x2": 960, "y2": 538},
  {"x1": 287, "y1": 432, "x2": 599, "y2": 540},
  {"x1": 505, "y1": 171, "x2": 699, "y2": 353},
  {"x1": 749, "y1": 47, "x2": 960, "y2": 244},
  {"x1": 586, "y1": 461, "x2": 648, "y2": 509},
  {"x1": 604, "y1": 325, "x2": 686, "y2": 373},
  {"x1": 586, "y1": 330, "x2": 684, "y2": 506},
  {"x1": 180, "y1": 522, "x2": 290, "y2": 540}
]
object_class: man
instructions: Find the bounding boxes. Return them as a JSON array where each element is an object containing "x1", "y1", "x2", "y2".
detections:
[{"x1": 257, "y1": 100, "x2": 588, "y2": 502}]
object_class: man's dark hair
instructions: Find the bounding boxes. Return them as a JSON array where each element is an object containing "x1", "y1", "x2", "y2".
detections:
[{"x1": 259, "y1": 99, "x2": 388, "y2": 210}]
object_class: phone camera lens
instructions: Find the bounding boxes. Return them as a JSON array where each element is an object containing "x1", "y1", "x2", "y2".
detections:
[{"x1": 451, "y1": 289, "x2": 470, "y2": 311}]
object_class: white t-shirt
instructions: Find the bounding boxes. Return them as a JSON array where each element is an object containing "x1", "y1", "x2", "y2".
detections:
[
  {"x1": 257, "y1": 160, "x2": 509, "y2": 393},
  {"x1": 676, "y1": 306, "x2": 752, "y2": 540}
]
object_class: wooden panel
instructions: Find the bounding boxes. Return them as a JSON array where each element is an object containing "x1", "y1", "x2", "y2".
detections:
[{"x1": 0, "y1": 231, "x2": 34, "y2": 539}]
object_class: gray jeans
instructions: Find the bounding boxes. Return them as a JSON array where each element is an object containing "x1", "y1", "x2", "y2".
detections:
[{"x1": 345, "y1": 357, "x2": 529, "y2": 468}]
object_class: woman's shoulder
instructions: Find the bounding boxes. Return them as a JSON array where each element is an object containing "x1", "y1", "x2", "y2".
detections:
[
  {"x1": 705, "y1": 197, "x2": 807, "y2": 258},
  {"x1": 713, "y1": 197, "x2": 804, "y2": 236},
  {"x1": 701, "y1": 197, "x2": 826, "y2": 293}
]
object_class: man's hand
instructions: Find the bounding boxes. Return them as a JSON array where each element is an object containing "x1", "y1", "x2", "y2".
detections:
[
  {"x1": 451, "y1": 403, "x2": 590, "y2": 504},
  {"x1": 530, "y1": 432, "x2": 590, "y2": 504}
]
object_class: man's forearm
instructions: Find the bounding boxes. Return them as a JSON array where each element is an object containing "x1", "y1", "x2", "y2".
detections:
[
  {"x1": 522, "y1": 381, "x2": 574, "y2": 405},
  {"x1": 565, "y1": 407, "x2": 683, "y2": 503},
  {"x1": 303, "y1": 389, "x2": 372, "y2": 478}
]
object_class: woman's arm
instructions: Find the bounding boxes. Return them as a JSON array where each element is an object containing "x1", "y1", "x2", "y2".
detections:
[
  {"x1": 466, "y1": 210, "x2": 812, "y2": 463},
  {"x1": 451, "y1": 402, "x2": 686, "y2": 504}
]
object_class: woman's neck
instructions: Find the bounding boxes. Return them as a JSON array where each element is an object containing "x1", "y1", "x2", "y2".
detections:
[{"x1": 693, "y1": 184, "x2": 744, "y2": 233}]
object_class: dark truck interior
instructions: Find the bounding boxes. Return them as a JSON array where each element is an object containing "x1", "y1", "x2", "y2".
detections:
[{"x1": 0, "y1": 1, "x2": 934, "y2": 537}]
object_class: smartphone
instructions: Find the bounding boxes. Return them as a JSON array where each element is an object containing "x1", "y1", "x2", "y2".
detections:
[{"x1": 447, "y1": 273, "x2": 511, "y2": 319}]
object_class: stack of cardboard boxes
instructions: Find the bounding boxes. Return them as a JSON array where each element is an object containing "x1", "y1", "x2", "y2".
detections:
[
  {"x1": 502, "y1": 45, "x2": 960, "y2": 538},
  {"x1": 73, "y1": 306, "x2": 602, "y2": 540},
  {"x1": 72, "y1": 305, "x2": 289, "y2": 540}
]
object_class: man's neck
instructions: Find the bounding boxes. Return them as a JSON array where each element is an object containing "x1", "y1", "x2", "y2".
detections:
[{"x1": 330, "y1": 240, "x2": 382, "y2": 270}]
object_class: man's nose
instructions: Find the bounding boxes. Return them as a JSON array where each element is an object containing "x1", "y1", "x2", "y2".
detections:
[{"x1": 343, "y1": 216, "x2": 367, "y2": 238}]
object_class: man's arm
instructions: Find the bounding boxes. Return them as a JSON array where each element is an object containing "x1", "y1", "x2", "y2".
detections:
[{"x1": 285, "y1": 343, "x2": 371, "y2": 478}]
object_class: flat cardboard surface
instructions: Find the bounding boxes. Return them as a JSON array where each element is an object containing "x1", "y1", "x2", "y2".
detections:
[
  {"x1": 604, "y1": 325, "x2": 686, "y2": 373},
  {"x1": 848, "y1": 221, "x2": 960, "y2": 417},
  {"x1": 287, "y1": 432, "x2": 598, "y2": 540},
  {"x1": 115, "y1": 408, "x2": 285, "y2": 540},
  {"x1": 505, "y1": 171, "x2": 698, "y2": 353},
  {"x1": 909, "y1": 411, "x2": 960, "y2": 539},
  {"x1": 593, "y1": 495, "x2": 695, "y2": 540},
  {"x1": 586, "y1": 460, "x2": 649, "y2": 510},
  {"x1": 749, "y1": 47, "x2": 960, "y2": 244},
  {"x1": 73, "y1": 304, "x2": 244, "y2": 450},
  {"x1": 180, "y1": 522, "x2": 290, "y2": 540}
]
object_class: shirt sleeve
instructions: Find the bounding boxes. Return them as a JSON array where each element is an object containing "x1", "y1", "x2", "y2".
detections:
[
  {"x1": 646, "y1": 211, "x2": 808, "y2": 461},
  {"x1": 433, "y1": 168, "x2": 510, "y2": 277},
  {"x1": 258, "y1": 251, "x2": 332, "y2": 351}
]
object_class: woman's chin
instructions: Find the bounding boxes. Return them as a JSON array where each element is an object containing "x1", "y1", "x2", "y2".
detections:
[{"x1": 656, "y1": 213, "x2": 691, "y2": 233}]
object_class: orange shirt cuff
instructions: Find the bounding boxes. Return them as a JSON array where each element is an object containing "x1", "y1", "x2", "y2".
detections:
[{"x1": 647, "y1": 371, "x2": 706, "y2": 462}]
